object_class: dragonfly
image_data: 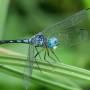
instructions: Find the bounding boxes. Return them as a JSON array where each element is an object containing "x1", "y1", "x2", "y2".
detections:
[{"x1": 0, "y1": 8, "x2": 89, "y2": 90}]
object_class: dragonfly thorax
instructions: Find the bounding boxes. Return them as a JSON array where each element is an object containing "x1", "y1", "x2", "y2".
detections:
[{"x1": 31, "y1": 34, "x2": 47, "y2": 47}]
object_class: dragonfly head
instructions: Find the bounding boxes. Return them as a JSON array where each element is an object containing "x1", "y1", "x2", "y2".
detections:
[{"x1": 47, "y1": 37, "x2": 59, "y2": 49}]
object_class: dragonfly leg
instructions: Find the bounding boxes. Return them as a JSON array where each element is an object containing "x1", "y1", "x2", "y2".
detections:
[
  {"x1": 46, "y1": 48, "x2": 57, "y2": 63},
  {"x1": 44, "y1": 39, "x2": 56, "y2": 64},
  {"x1": 35, "y1": 46, "x2": 52, "y2": 64},
  {"x1": 34, "y1": 46, "x2": 42, "y2": 71},
  {"x1": 50, "y1": 49, "x2": 60, "y2": 62},
  {"x1": 44, "y1": 50, "x2": 46, "y2": 60},
  {"x1": 35, "y1": 46, "x2": 42, "y2": 59},
  {"x1": 34, "y1": 57, "x2": 42, "y2": 72},
  {"x1": 43, "y1": 50, "x2": 51, "y2": 64}
]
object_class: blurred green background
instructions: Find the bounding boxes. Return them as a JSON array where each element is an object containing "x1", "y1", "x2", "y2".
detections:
[{"x1": 0, "y1": 0, "x2": 90, "y2": 90}]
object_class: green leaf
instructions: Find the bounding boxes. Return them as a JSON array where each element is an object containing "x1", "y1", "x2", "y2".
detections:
[{"x1": 0, "y1": 48, "x2": 90, "y2": 90}]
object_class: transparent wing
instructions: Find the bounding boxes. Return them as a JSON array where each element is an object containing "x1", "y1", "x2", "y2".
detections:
[
  {"x1": 24, "y1": 44, "x2": 34, "y2": 90},
  {"x1": 41, "y1": 8, "x2": 90, "y2": 47}
]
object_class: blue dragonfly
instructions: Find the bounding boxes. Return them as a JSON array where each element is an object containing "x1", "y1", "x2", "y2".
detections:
[{"x1": 0, "y1": 8, "x2": 89, "y2": 90}]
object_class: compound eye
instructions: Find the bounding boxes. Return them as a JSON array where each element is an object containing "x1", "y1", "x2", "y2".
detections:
[
  {"x1": 54, "y1": 40, "x2": 57, "y2": 43},
  {"x1": 49, "y1": 41, "x2": 51, "y2": 45}
]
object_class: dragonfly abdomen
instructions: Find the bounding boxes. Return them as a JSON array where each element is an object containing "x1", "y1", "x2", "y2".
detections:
[{"x1": 0, "y1": 39, "x2": 31, "y2": 44}]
